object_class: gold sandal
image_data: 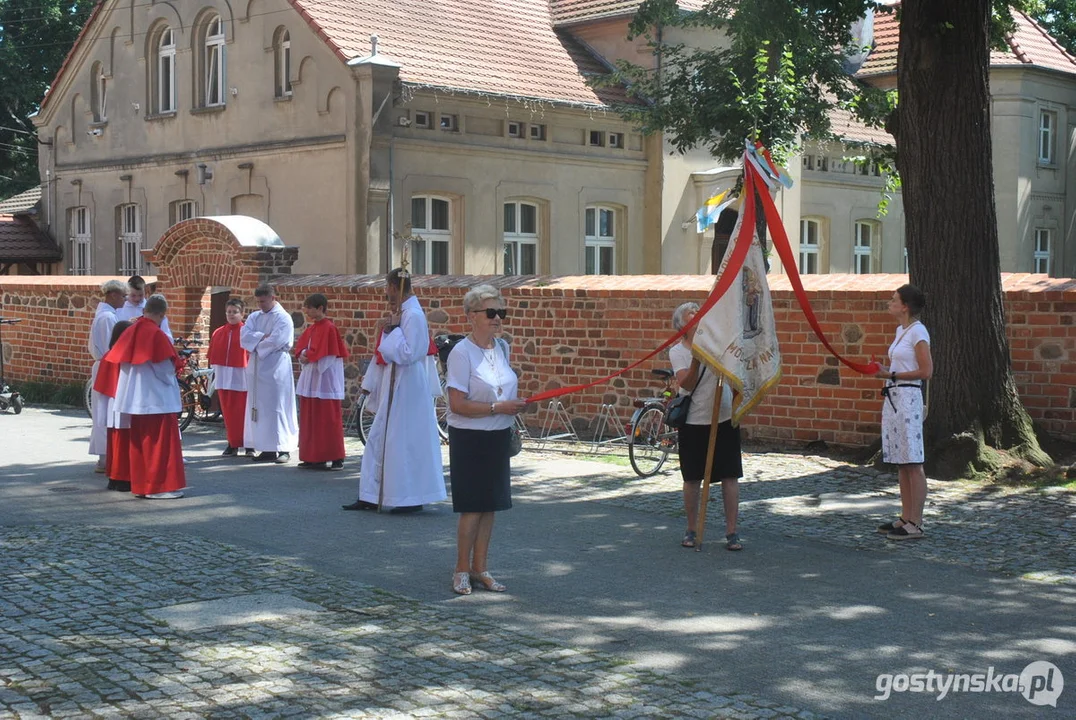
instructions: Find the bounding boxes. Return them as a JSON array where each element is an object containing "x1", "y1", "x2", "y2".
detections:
[{"x1": 469, "y1": 571, "x2": 507, "y2": 592}]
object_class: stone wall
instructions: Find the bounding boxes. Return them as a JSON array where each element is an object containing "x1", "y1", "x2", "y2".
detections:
[{"x1": 3, "y1": 271, "x2": 1073, "y2": 446}]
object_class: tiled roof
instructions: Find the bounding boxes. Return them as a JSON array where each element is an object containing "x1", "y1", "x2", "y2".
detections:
[
  {"x1": 294, "y1": 0, "x2": 631, "y2": 107},
  {"x1": 549, "y1": 0, "x2": 705, "y2": 26},
  {"x1": 827, "y1": 105, "x2": 893, "y2": 146},
  {"x1": 0, "y1": 215, "x2": 62, "y2": 262},
  {"x1": 858, "y1": 6, "x2": 1076, "y2": 77},
  {"x1": 0, "y1": 187, "x2": 42, "y2": 216}
]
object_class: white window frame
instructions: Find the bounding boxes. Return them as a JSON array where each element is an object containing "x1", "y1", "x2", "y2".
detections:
[
  {"x1": 507, "y1": 121, "x2": 523, "y2": 138},
  {"x1": 172, "y1": 199, "x2": 196, "y2": 225},
  {"x1": 414, "y1": 111, "x2": 430, "y2": 129},
  {"x1": 205, "y1": 15, "x2": 226, "y2": 107},
  {"x1": 410, "y1": 195, "x2": 452, "y2": 275},
  {"x1": 439, "y1": 114, "x2": 457, "y2": 132},
  {"x1": 853, "y1": 221, "x2": 874, "y2": 274},
  {"x1": 1039, "y1": 110, "x2": 1055, "y2": 164},
  {"x1": 503, "y1": 201, "x2": 539, "y2": 276},
  {"x1": 70, "y1": 207, "x2": 91, "y2": 275},
  {"x1": 903, "y1": 246, "x2": 909, "y2": 274},
  {"x1": 119, "y1": 204, "x2": 143, "y2": 276},
  {"x1": 799, "y1": 219, "x2": 821, "y2": 275},
  {"x1": 529, "y1": 123, "x2": 546, "y2": 140},
  {"x1": 1034, "y1": 228, "x2": 1051, "y2": 274},
  {"x1": 588, "y1": 130, "x2": 605, "y2": 147},
  {"x1": 158, "y1": 28, "x2": 176, "y2": 113},
  {"x1": 584, "y1": 205, "x2": 617, "y2": 275},
  {"x1": 276, "y1": 29, "x2": 292, "y2": 98},
  {"x1": 608, "y1": 132, "x2": 624, "y2": 148}
]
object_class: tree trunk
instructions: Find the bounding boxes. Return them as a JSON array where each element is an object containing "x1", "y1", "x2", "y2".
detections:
[{"x1": 895, "y1": 0, "x2": 1050, "y2": 476}]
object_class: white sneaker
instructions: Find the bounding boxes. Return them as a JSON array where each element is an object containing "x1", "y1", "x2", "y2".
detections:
[
  {"x1": 94, "y1": 458, "x2": 107, "y2": 474},
  {"x1": 146, "y1": 491, "x2": 184, "y2": 499}
]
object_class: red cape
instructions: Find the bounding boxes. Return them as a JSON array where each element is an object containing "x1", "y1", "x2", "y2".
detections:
[
  {"x1": 93, "y1": 355, "x2": 121, "y2": 397},
  {"x1": 94, "y1": 318, "x2": 176, "y2": 396},
  {"x1": 208, "y1": 322, "x2": 248, "y2": 368},
  {"x1": 295, "y1": 318, "x2": 351, "y2": 362}
]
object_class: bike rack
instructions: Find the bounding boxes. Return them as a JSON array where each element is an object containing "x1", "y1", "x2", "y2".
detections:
[
  {"x1": 590, "y1": 403, "x2": 628, "y2": 451},
  {"x1": 534, "y1": 400, "x2": 579, "y2": 447}
]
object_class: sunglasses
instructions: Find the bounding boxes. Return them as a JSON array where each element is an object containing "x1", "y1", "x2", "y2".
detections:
[{"x1": 475, "y1": 308, "x2": 507, "y2": 320}]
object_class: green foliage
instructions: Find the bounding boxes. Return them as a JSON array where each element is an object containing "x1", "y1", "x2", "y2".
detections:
[
  {"x1": 16, "y1": 380, "x2": 83, "y2": 407},
  {"x1": 1032, "y1": 0, "x2": 1076, "y2": 53},
  {"x1": 0, "y1": 0, "x2": 97, "y2": 198}
]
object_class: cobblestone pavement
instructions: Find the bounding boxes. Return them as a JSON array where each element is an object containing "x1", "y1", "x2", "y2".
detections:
[
  {"x1": 509, "y1": 445, "x2": 1076, "y2": 585},
  {"x1": 0, "y1": 525, "x2": 819, "y2": 720}
]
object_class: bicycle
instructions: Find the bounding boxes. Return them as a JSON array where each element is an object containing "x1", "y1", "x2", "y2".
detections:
[
  {"x1": 627, "y1": 368, "x2": 679, "y2": 477},
  {"x1": 175, "y1": 339, "x2": 219, "y2": 431}
]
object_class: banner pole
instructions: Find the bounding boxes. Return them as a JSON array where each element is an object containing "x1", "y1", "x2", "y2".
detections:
[{"x1": 695, "y1": 375, "x2": 723, "y2": 552}]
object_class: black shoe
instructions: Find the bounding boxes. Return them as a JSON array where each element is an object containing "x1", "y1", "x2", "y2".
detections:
[
  {"x1": 342, "y1": 500, "x2": 378, "y2": 511},
  {"x1": 389, "y1": 505, "x2": 423, "y2": 514},
  {"x1": 251, "y1": 452, "x2": 277, "y2": 463},
  {"x1": 275, "y1": 452, "x2": 291, "y2": 465},
  {"x1": 222, "y1": 446, "x2": 238, "y2": 457},
  {"x1": 107, "y1": 479, "x2": 131, "y2": 492},
  {"x1": 330, "y1": 460, "x2": 344, "y2": 470},
  {"x1": 298, "y1": 461, "x2": 328, "y2": 470}
]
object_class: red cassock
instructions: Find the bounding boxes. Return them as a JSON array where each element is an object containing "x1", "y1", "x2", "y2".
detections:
[
  {"x1": 108, "y1": 318, "x2": 186, "y2": 495},
  {"x1": 209, "y1": 322, "x2": 249, "y2": 449},
  {"x1": 295, "y1": 319, "x2": 350, "y2": 463}
]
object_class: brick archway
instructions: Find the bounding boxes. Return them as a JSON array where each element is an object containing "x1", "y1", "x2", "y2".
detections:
[{"x1": 145, "y1": 216, "x2": 298, "y2": 341}]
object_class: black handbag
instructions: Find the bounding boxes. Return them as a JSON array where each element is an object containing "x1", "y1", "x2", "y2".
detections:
[{"x1": 665, "y1": 366, "x2": 705, "y2": 429}]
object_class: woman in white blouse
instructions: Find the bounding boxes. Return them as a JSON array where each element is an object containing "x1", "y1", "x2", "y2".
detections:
[
  {"x1": 445, "y1": 285, "x2": 528, "y2": 595},
  {"x1": 873, "y1": 284, "x2": 933, "y2": 540}
]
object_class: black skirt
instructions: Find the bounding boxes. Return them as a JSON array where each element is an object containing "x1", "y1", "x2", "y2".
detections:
[
  {"x1": 448, "y1": 426, "x2": 513, "y2": 513},
  {"x1": 677, "y1": 421, "x2": 743, "y2": 483}
]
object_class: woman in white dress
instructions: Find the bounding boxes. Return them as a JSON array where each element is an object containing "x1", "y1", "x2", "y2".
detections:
[{"x1": 874, "y1": 285, "x2": 933, "y2": 540}]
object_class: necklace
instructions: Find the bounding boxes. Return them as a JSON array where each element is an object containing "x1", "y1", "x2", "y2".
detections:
[{"x1": 476, "y1": 336, "x2": 503, "y2": 397}]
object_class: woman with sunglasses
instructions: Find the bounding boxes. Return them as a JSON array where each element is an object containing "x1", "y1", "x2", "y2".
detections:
[{"x1": 445, "y1": 284, "x2": 529, "y2": 595}]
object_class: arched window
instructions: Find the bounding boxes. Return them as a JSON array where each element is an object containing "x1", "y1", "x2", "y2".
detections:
[
  {"x1": 202, "y1": 15, "x2": 226, "y2": 107},
  {"x1": 157, "y1": 27, "x2": 176, "y2": 113},
  {"x1": 410, "y1": 195, "x2": 452, "y2": 274},
  {"x1": 503, "y1": 201, "x2": 538, "y2": 275},
  {"x1": 275, "y1": 28, "x2": 292, "y2": 98},
  {"x1": 90, "y1": 62, "x2": 107, "y2": 122},
  {"x1": 584, "y1": 205, "x2": 616, "y2": 275}
]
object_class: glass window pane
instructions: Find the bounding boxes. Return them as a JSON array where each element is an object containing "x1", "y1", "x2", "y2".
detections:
[
  {"x1": 585, "y1": 246, "x2": 595, "y2": 274},
  {"x1": 600, "y1": 246, "x2": 614, "y2": 275},
  {"x1": 520, "y1": 203, "x2": 537, "y2": 234},
  {"x1": 411, "y1": 197, "x2": 426, "y2": 230},
  {"x1": 411, "y1": 239, "x2": 426, "y2": 274},
  {"x1": 503, "y1": 242, "x2": 515, "y2": 275},
  {"x1": 431, "y1": 199, "x2": 449, "y2": 231},
  {"x1": 585, "y1": 208, "x2": 595, "y2": 237},
  {"x1": 521, "y1": 243, "x2": 537, "y2": 275},
  {"x1": 600, "y1": 209, "x2": 613, "y2": 238},
  {"x1": 431, "y1": 240, "x2": 449, "y2": 275},
  {"x1": 503, "y1": 203, "x2": 515, "y2": 234}
]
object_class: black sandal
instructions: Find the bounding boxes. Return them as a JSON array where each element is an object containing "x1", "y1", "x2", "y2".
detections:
[
  {"x1": 681, "y1": 530, "x2": 697, "y2": 548},
  {"x1": 725, "y1": 532, "x2": 743, "y2": 551},
  {"x1": 886, "y1": 520, "x2": 924, "y2": 541},
  {"x1": 877, "y1": 517, "x2": 906, "y2": 534}
]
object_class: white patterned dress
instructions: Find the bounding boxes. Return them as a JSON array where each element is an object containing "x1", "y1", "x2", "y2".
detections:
[{"x1": 880, "y1": 322, "x2": 930, "y2": 465}]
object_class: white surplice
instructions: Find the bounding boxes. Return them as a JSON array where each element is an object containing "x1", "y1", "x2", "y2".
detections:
[
  {"x1": 358, "y1": 296, "x2": 446, "y2": 507},
  {"x1": 296, "y1": 356, "x2": 345, "y2": 400},
  {"x1": 240, "y1": 302, "x2": 298, "y2": 453},
  {"x1": 116, "y1": 299, "x2": 173, "y2": 342},
  {"x1": 115, "y1": 359, "x2": 182, "y2": 416},
  {"x1": 88, "y1": 302, "x2": 118, "y2": 456}
]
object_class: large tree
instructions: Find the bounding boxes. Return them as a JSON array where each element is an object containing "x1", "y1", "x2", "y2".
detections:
[
  {"x1": 612, "y1": 0, "x2": 1051, "y2": 476},
  {"x1": 0, "y1": 0, "x2": 97, "y2": 198}
]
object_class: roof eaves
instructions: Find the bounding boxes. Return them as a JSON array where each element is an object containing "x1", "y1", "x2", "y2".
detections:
[
  {"x1": 401, "y1": 82, "x2": 613, "y2": 111},
  {"x1": 288, "y1": 0, "x2": 352, "y2": 66}
]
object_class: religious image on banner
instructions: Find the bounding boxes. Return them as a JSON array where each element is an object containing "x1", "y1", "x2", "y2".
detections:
[{"x1": 692, "y1": 208, "x2": 782, "y2": 425}]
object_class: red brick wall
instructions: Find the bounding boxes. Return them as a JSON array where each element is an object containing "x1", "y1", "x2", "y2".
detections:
[{"x1": 2, "y1": 273, "x2": 1074, "y2": 446}]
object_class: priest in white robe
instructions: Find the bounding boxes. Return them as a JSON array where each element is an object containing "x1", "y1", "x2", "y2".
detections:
[
  {"x1": 240, "y1": 284, "x2": 298, "y2": 464},
  {"x1": 88, "y1": 279, "x2": 127, "y2": 471},
  {"x1": 344, "y1": 269, "x2": 445, "y2": 513},
  {"x1": 116, "y1": 275, "x2": 173, "y2": 341}
]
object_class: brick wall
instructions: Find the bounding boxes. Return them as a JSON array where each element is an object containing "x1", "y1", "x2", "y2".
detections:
[{"x1": 2, "y1": 272, "x2": 1074, "y2": 446}]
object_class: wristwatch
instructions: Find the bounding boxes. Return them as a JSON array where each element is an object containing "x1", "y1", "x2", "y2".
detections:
[{"x1": 490, "y1": 402, "x2": 496, "y2": 415}]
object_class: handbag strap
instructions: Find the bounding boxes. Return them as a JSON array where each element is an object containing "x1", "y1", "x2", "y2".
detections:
[{"x1": 686, "y1": 365, "x2": 705, "y2": 396}]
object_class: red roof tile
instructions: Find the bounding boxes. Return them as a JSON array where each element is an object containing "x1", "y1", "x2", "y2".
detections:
[
  {"x1": 827, "y1": 105, "x2": 893, "y2": 146},
  {"x1": 858, "y1": 6, "x2": 1076, "y2": 78},
  {"x1": 549, "y1": 0, "x2": 705, "y2": 26},
  {"x1": 0, "y1": 215, "x2": 62, "y2": 262},
  {"x1": 294, "y1": 0, "x2": 630, "y2": 107}
]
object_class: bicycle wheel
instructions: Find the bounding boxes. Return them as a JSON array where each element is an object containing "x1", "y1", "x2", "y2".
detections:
[
  {"x1": 191, "y1": 377, "x2": 221, "y2": 422},
  {"x1": 84, "y1": 377, "x2": 93, "y2": 418},
  {"x1": 434, "y1": 378, "x2": 449, "y2": 443},
  {"x1": 176, "y1": 379, "x2": 196, "y2": 432},
  {"x1": 351, "y1": 393, "x2": 378, "y2": 445},
  {"x1": 629, "y1": 404, "x2": 672, "y2": 477}
]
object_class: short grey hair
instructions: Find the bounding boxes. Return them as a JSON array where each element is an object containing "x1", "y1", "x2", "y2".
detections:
[
  {"x1": 145, "y1": 294, "x2": 168, "y2": 315},
  {"x1": 463, "y1": 284, "x2": 503, "y2": 313},
  {"x1": 100, "y1": 279, "x2": 126, "y2": 295},
  {"x1": 672, "y1": 301, "x2": 700, "y2": 331}
]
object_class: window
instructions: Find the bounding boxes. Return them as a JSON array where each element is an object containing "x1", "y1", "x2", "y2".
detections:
[
  {"x1": 118, "y1": 204, "x2": 143, "y2": 275},
  {"x1": 1039, "y1": 111, "x2": 1055, "y2": 164},
  {"x1": 608, "y1": 132, "x2": 624, "y2": 149},
  {"x1": 157, "y1": 28, "x2": 176, "y2": 113},
  {"x1": 204, "y1": 15, "x2": 226, "y2": 107},
  {"x1": 799, "y1": 219, "x2": 821, "y2": 274},
  {"x1": 170, "y1": 199, "x2": 196, "y2": 226},
  {"x1": 91, "y1": 62, "x2": 107, "y2": 123},
  {"x1": 70, "y1": 207, "x2": 91, "y2": 275},
  {"x1": 529, "y1": 123, "x2": 546, "y2": 141},
  {"x1": 588, "y1": 130, "x2": 605, "y2": 147},
  {"x1": 414, "y1": 111, "x2": 430, "y2": 129},
  {"x1": 1034, "y1": 228, "x2": 1051, "y2": 274},
  {"x1": 903, "y1": 246, "x2": 909, "y2": 274},
  {"x1": 439, "y1": 114, "x2": 457, "y2": 131},
  {"x1": 853, "y1": 221, "x2": 875, "y2": 274},
  {"x1": 275, "y1": 29, "x2": 292, "y2": 98},
  {"x1": 504, "y1": 201, "x2": 538, "y2": 275},
  {"x1": 410, "y1": 196, "x2": 451, "y2": 274},
  {"x1": 584, "y1": 206, "x2": 616, "y2": 275},
  {"x1": 508, "y1": 121, "x2": 523, "y2": 138}
]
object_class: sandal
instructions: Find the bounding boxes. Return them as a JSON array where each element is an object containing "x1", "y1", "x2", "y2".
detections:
[
  {"x1": 877, "y1": 517, "x2": 906, "y2": 535},
  {"x1": 469, "y1": 571, "x2": 507, "y2": 592},
  {"x1": 681, "y1": 530, "x2": 697, "y2": 548},
  {"x1": 725, "y1": 532, "x2": 743, "y2": 551},
  {"x1": 452, "y1": 571, "x2": 472, "y2": 595},
  {"x1": 886, "y1": 521, "x2": 924, "y2": 541}
]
